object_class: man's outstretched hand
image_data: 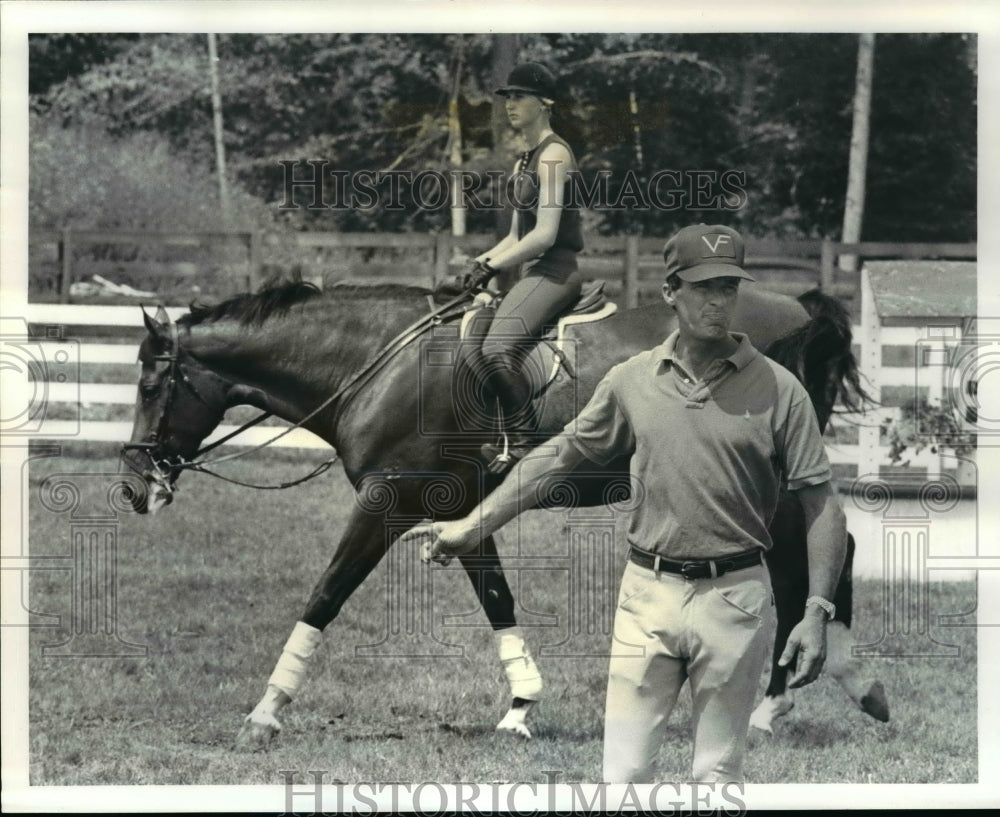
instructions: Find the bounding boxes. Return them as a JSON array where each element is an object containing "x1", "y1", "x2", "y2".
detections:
[
  {"x1": 777, "y1": 612, "x2": 828, "y2": 688},
  {"x1": 398, "y1": 518, "x2": 482, "y2": 565}
]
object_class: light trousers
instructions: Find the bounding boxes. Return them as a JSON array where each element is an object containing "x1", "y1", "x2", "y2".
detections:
[{"x1": 602, "y1": 560, "x2": 776, "y2": 783}]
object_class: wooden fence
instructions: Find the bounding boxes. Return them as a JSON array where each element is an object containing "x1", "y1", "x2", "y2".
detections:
[
  {"x1": 31, "y1": 229, "x2": 976, "y2": 309},
  {"x1": 23, "y1": 229, "x2": 977, "y2": 487},
  {"x1": 22, "y1": 304, "x2": 327, "y2": 450}
]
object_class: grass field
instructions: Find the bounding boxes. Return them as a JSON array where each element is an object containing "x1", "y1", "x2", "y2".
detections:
[{"x1": 24, "y1": 443, "x2": 978, "y2": 786}]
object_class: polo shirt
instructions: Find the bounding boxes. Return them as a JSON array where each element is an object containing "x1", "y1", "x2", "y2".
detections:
[{"x1": 561, "y1": 331, "x2": 831, "y2": 558}]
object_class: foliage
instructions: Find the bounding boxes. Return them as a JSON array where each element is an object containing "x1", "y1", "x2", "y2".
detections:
[
  {"x1": 29, "y1": 111, "x2": 272, "y2": 231},
  {"x1": 882, "y1": 396, "x2": 977, "y2": 465},
  {"x1": 28, "y1": 33, "x2": 140, "y2": 97},
  {"x1": 28, "y1": 32, "x2": 977, "y2": 241},
  {"x1": 864, "y1": 34, "x2": 977, "y2": 242}
]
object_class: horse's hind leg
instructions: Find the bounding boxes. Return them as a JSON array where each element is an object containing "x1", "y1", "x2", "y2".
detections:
[
  {"x1": 457, "y1": 535, "x2": 543, "y2": 739},
  {"x1": 751, "y1": 494, "x2": 806, "y2": 734},
  {"x1": 825, "y1": 535, "x2": 890, "y2": 722},
  {"x1": 236, "y1": 504, "x2": 388, "y2": 751},
  {"x1": 749, "y1": 563, "x2": 800, "y2": 734},
  {"x1": 750, "y1": 531, "x2": 889, "y2": 734}
]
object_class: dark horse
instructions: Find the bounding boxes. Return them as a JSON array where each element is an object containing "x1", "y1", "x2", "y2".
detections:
[{"x1": 122, "y1": 279, "x2": 888, "y2": 749}]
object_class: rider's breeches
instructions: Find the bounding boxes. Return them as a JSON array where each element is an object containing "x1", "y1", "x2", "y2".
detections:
[
  {"x1": 480, "y1": 266, "x2": 583, "y2": 363},
  {"x1": 602, "y1": 561, "x2": 775, "y2": 784},
  {"x1": 478, "y1": 268, "x2": 582, "y2": 430}
]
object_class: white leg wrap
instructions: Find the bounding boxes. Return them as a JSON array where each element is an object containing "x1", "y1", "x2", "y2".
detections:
[
  {"x1": 246, "y1": 687, "x2": 286, "y2": 732},
  {"x1": 748, "y1": 693, "x2": 795, "y2": 735},
  {"x1": 496, "y1": 702, "x2": 534, "y2": 739},
  {"x1": 267, "y1": 621, "x2": 323, "y2": 699},
  {"x1": 495, "y1": 627, "x2": 543, "y2": 701}
]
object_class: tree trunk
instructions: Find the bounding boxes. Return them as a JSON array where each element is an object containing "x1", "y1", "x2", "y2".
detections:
[
  {"x1": 840, "y1": 33, "x2": 876, "y2": 272},
  {"x1": 448, "y1": 37, "x2": 466, "y2": 239},
  {"x1": 490, "y1": 35, "x2": 520, "y2": 291},
  {"x1": 207, "y1": 34, "x2": 230, "y2": 223}
]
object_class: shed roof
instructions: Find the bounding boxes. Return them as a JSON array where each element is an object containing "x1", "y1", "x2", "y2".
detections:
[{"x1": 864, "y1": 260, "x2": 977, "y2": 319}]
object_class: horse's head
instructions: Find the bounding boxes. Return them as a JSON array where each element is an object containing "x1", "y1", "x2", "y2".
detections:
[{"x1": 121, "y1": 306, "x2": 230, "y2": 514}]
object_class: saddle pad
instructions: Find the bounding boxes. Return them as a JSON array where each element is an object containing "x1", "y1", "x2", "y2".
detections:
[{"x1": 459, "y1": 300, "x2": 619, "y2": 396}]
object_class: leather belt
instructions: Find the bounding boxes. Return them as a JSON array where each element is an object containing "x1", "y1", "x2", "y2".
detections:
[{"x1": 628, "y1": 546, "x2": 762, "y2": 580}]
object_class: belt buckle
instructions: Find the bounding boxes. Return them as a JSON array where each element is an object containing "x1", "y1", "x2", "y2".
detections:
[{"x1": 680, "y1": 561, "x2": 702, "y2": 580}]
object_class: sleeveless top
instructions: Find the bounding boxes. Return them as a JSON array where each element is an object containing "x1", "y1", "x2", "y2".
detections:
[{"x1": 506, "y1": 133, "x2": 585, "y2": 273}]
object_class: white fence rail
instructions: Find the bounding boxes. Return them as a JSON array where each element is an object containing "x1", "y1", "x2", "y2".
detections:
[{"x1": 20, "y1": 303, "x2": 327, "y2": 450}]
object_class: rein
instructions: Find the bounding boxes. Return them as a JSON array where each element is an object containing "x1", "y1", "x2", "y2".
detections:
[{"x1": 130, "y1": 287, "x2": 473, "y2": 491}]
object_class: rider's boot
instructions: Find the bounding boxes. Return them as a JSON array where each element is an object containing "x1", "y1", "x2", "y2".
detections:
[{"x1": 480, "y1": 360, "x2": 541, "y2": 474}]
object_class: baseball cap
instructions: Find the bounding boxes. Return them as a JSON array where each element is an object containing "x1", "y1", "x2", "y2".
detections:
[
  {"x1": 495, "y1": 62, "x2": 558, "y2": 102},
  {"x1": 662, "y1": 224, "x2": 756, "y2": 283}
]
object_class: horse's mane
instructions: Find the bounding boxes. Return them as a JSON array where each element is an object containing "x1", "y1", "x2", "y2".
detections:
[
  {"x1": 327, "y1": 280, "x2": 433, "y2": 300},
  {"x1": 183, "y1": 281, "x2": 323, "y2": 327},
  {"x1": 181, "y1": 280, "x2": 438, "y2": 328},
  {"x1": 764, "y1": 288, "x2": 870, "y2": 428}
]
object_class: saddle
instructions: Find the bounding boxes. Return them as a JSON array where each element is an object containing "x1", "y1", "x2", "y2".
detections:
[{"x1": 458, "y1": 280, "x2": 618, "y2": 394}]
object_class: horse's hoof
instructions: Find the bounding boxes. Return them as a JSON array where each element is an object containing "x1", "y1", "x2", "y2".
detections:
[
  {"x1": 495, "y1": 700, "x2": 535, "y2": 740},
  {"x1": 495, "y1": 713, "x2": 532, "y2": 739},
  {"x1": 860, "y1": 681, "x2": 890, "y2": 722},
  {"x1": 235, "y1": 713, "x2": 281, "y2": 752},
  {"x1": 748, "y1": 695, "x2": 794, "y2": 734},
  {"x1": 748, "y1": 708, "x2": 775, "y2": 735}
]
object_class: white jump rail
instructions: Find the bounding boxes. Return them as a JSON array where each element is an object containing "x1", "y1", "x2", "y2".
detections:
[{"x1": 21, "y1": 303, "x2": 327, "y2": 449}]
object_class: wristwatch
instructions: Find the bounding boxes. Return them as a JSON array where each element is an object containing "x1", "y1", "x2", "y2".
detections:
[{"x1": 805, "y1": 595, "x2": 836, "y2": 620}]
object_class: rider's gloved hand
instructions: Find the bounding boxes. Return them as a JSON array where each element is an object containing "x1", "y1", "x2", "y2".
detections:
[
  {"x1": 465, "y1": 260, "x2": 497, "y2": 290},
  {"x1": 434, "y1": 260, "x2": 499, "y2": 300}
]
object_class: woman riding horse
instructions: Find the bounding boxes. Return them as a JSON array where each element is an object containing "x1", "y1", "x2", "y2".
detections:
[{"x1": 468, "y1": 62, "x2": 585, "y2": 473}]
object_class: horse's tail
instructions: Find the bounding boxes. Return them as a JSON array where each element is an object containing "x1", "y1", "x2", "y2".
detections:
[{"x1": 764, "y1": 288, "x2": 870, "y2": 432}]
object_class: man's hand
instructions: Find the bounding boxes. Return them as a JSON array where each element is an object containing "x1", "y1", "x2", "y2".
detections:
[
  {"x1": 398, "y1": 518, "x2": 482, "y2": 565},
  {"x1": 777, "y1": 609, "x2": 828, "y2": 688}
]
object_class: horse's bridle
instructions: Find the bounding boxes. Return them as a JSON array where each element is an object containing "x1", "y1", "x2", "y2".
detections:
[{"x1": 120, "y1": 320, "x2": 219, "y2": 489}]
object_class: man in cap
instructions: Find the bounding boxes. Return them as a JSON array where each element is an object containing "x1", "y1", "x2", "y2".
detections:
[{"x1": 401, "y1": 224, "x2": 847, "y2": 783}]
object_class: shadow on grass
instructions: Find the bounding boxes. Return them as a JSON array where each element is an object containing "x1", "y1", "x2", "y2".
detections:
[{"x1": 774, "y1": 718, "x2": 866, "y2": 748}]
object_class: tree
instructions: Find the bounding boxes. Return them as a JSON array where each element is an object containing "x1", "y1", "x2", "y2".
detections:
[
  {"x1": 29, "y1": 33, "x2": 977, "y2": 241},
  {"x1": 841, "y1": 33, "x2": 876, "y2": 270}
]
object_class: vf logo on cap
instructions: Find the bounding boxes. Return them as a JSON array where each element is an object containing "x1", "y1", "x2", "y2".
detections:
[
  {"x1": 701, "y1": 233, "x2": 736, "y2": 258},
  {"x1": 662, "y1": 224, "x2": 756, "y2": 283}
]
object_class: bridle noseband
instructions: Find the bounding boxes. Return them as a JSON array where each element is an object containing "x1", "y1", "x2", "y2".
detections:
[{"x1": 121, "y1": 320, "x2": 218, "y2": 486}]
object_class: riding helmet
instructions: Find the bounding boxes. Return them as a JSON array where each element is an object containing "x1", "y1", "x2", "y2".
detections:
[{"x1": 495, "y1": 62, "x2": 559, "y2": 101}]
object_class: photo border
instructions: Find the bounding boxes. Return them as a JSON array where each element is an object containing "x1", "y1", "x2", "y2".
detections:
[{"x1": 3, "y1": 1, "x2": 998, "y2": 812}]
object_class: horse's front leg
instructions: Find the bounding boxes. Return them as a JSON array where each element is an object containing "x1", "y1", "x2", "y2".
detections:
[
  {"x1": 236, "y1": 503, "x2": 388, "y2": 751},
  {"x1": 457, "y1": 535, "x2": 543, "y2": 739}
]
